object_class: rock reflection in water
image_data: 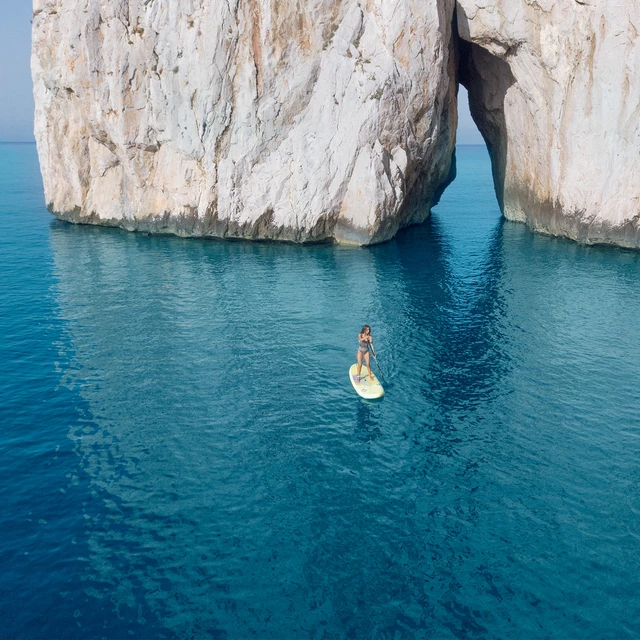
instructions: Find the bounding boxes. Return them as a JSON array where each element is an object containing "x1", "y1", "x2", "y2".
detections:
[{"x1": 45, "y1": 147, "x2": 640, "y2": 638}]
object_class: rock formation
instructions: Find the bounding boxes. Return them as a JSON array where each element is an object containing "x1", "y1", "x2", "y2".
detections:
[
  {"x1": 457, "y1": 0, "x2": 640, "y2": 248},
  {"x1": 31, "y1": 0, "x2": 457, "y2": 245},
  {"x1": 32, "y1": 0, "x2": 640, "y2": 247}
]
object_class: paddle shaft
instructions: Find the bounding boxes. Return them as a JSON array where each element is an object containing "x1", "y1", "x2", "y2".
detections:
[{"x1": 368, "y1": 344, "x2": 386, "y2": 380}]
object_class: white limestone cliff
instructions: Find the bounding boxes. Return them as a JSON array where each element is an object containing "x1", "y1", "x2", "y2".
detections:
[
  {"x1": 32, "y1": 0, "x2": 640, "y2": 248},
  {"x1": 457, "y1": 0, "x2": 640, "y2": 247},
  {"x1": 31, "y1": 0, "x2": 457, "y2": 245}
]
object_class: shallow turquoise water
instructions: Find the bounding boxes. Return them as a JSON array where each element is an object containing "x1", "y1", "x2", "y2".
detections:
[{"x1": 1, "y1": 143, "x2": 640, "y2": 638}]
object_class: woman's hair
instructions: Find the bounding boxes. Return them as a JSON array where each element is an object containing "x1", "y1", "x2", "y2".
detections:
[{"x1": 361, "y1": 325, "x2": 371, "y2": 334}]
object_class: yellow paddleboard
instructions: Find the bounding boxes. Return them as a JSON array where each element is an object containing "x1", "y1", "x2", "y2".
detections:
[{"x1": 349, "y1": 363, "x2": 384, "y2": 399}]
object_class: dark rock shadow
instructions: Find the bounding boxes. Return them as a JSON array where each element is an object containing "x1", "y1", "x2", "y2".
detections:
[{"x1": 455, "y1": 6, "x2": 516, "y2": 214}]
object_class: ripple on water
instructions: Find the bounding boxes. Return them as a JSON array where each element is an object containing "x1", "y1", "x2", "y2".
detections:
[{"x1": 1, "y1": 144, "x2": 640, "y2": 638}]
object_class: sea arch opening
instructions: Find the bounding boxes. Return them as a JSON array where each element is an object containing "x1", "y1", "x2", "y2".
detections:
[
  {"x1": 426, "y1": 34, "x2": 508, "y2": 278},
  {"x1": 428, "y1": 89, "x2": 503, "y2": 276}
]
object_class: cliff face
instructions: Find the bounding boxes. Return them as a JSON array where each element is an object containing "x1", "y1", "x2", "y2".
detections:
[
  {"x1": 32, "y1": 0, "x2": 457, "y2": 245},
  {"x1": 457, "y1": 0, "x2": 640, "y2": 248},
  {"x1": 32, "y1": 0, "x2": 640, "y2": 247}
]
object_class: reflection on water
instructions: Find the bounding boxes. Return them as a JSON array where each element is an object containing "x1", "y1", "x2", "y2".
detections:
[
  {"x1": 4, "y1": 144, "x2": 640, "y2": 638},
  {"x1": 47, "y1": 198, "x2": 640, "y2": 638}
]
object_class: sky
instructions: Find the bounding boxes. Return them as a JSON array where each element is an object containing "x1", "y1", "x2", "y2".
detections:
[
  {"x1": 0, "y1": 0, "x2": 35, "y2": 142},
  {"x1": 0, "y1": 1, "x2": 483, "y2": 145},
  {"x1": 457, "y1": 86, "x2": 484, "y2": 145}
]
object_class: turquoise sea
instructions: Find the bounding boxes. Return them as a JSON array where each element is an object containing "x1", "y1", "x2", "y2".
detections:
[{"x1": 1, "y1": 142, "x2": 640, "y2": 638}]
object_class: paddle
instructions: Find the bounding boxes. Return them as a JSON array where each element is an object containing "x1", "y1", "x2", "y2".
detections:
[{"x1": 368, "y1": 343, "x2": 387, "y2": 381}]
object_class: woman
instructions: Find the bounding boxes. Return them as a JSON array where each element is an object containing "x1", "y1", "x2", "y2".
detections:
[{"x1": 356, "y1": 325, "x2": 375, "y2": 382}]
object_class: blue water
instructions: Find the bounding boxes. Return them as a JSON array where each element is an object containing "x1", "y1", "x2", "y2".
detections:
[{"x1": 1, "y1": 142, "x2": 640, "y2": 639}]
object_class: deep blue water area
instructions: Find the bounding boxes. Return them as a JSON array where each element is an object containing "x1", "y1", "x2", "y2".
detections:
[{"x1": 2, "y1": 142, "x2": 640, "y2": 639}]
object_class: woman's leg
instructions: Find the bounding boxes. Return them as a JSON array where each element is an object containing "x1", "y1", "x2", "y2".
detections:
[
  {"x1": 356, "y1": 350, "x2": 363, "y2": 378},
  {"x1": 364, "y1": 352, "x2": 373, "y2": 379}
]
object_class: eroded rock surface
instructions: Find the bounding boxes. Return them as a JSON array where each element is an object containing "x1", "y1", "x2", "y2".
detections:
[
  {"x1": 457, "y1": 0, "x2": 640, "y2": 247},
  {"x1": 32, "y1": 0, "x2": 640, "y2": 248},
  {"x1": 32, "y1": 0, "x2": 457, "y2": 244}
]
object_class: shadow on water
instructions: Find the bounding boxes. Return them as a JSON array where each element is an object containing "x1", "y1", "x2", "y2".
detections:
[
  {"x1": 370, "y1": 208, "x2": 510, "y2": 418},
  {"x1": 44, "y1": 190, "x2": 640, "y2": 640},
  {"x1": 5, "y1": 143, "x2": 640, "y2": 638},
  {"x1": 361, "y1": 212, "x2": 512, "y2": 636},
  {"x1": 49, "y1": 220, "x2": 434, "y2": 637},
  {"x1": 354, "y1": 399, "x2": 384, "y2": 443},
  {"x1": 47, "y1": 213, "x2": 512, "y2": 638},
  {"x1": 422, "y1": 215, "x2": 509, "y2": 412}
]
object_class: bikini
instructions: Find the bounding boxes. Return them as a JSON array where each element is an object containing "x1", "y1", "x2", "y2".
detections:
[{"x1": 358, "y1": 337, "x2": 370, "y2": 354}]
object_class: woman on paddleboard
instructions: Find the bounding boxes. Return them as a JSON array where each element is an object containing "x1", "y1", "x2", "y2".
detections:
[{"x1": 356, "y1": 325, "x2": 375, "y2": 381}]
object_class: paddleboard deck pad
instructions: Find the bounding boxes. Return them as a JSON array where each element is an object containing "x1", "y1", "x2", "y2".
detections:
[{"x1": 349, "y1": 364, "x2": 384, "y2": 399}]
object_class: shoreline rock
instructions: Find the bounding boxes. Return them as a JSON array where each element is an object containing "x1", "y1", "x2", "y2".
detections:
[
  {"x1": 457, "y1": 0, "x2": 640, "y2": 249},
  {"x1": 32, "y1": 0, "x2": 640, "y2": 248},
  {"x1": 32, "y1": 0, "x2": 458, "y2": 246}
]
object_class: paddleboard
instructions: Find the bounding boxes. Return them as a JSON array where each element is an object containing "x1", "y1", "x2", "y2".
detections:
[{"x1": 349, "y1": 363, "x2": 384, "y2": 399}]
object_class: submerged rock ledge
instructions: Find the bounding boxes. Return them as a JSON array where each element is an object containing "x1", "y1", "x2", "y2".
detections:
[{"x1": 33, "y1": 0, "x2": 640, "y2": 247}]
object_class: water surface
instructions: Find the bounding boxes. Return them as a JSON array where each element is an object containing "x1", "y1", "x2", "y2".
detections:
[{"x1": 1, "y1": 143, "x2": 639, "y2": 638}]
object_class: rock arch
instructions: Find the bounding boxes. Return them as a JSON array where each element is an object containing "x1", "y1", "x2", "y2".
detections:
[{"x1": 32, "y1": 0, "x2": 640, "y2": 247}]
